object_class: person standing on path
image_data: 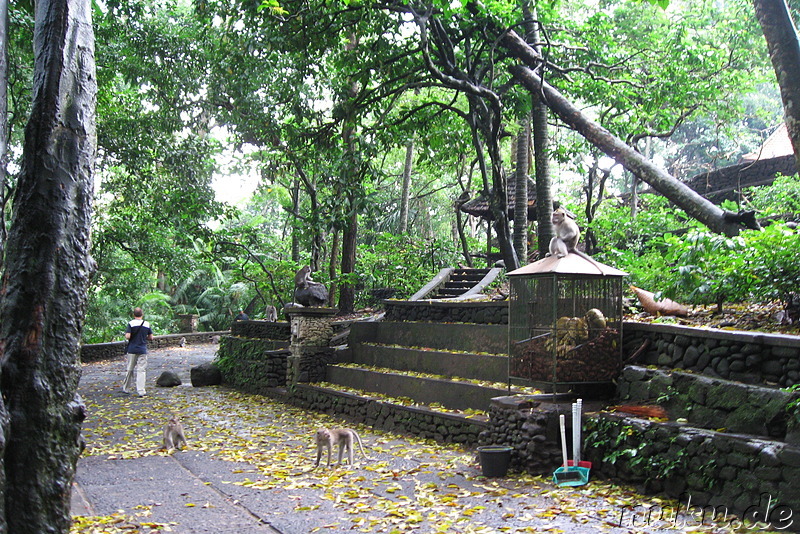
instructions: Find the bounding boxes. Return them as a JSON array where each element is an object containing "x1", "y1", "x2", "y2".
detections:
[{"x1": 122, "y1": 307, "x2": 154, "y2": 397}]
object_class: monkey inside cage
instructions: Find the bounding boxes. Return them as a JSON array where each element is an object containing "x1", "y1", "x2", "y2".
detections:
[{"x1": 507, "y1": 254, "x2": 627, "y2": 391}]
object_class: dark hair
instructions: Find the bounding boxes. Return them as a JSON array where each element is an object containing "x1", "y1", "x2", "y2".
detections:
[{"x1": 133, "y1": 307, "x2": 144, "y2": 318}]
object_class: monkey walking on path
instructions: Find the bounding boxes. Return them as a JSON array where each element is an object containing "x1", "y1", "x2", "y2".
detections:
[{"x1": 314, "y1": 427, "x2": 370, "y2": 468}]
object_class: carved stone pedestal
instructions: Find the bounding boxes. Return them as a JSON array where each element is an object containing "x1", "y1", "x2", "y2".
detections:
[{"x1": 285, "y1": 306, "x2": 337, "y2": 385}]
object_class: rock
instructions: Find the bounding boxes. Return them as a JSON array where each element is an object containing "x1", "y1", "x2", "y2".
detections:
[
  {"x1": 763, "y1": 360, "x2": 783, "y2": 378},
  {"x1": 683, "y1": 345, "x2": 701, "y2": 368},
  {"x1": 191, "y1": 362, "x2": 222, "y2": 387},
  {"x1": 156, "y1": 370, "x2": 182, "y2": 387},
  {"x1": 295, "y1": 282, "x2": 329, "y2": 307}
]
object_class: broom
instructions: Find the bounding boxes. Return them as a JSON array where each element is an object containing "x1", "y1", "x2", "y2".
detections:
[{"x1": 553, "y1": 414, "x2": 581, "y2": 483}]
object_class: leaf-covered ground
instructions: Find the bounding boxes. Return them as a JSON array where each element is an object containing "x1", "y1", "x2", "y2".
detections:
[
  {"x1": 628, "y1": 301, "x2": 800, "y2": 337},
  {"x1": 72, "y1": 347, "x2": 771, "y2": 533}
]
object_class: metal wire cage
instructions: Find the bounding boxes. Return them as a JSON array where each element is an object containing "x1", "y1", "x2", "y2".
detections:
[{"x1": 508, "y1": 254, "x2": 626, "y2": 388}]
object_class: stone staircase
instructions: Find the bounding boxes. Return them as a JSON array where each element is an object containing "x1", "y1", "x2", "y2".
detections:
[
  {"x1": 434, "y1": 268, "x2": 493, "y2": 299},
  {"x1": 326, "y1": 320, "x2": 518, "y2": 412},
  {"x1": 410, "y1": 267, "x2": 502, "y2": 301},
  {"x1": 277, "y1": 319, "x2": 527, "y2": 445},
  {"x1": 576, "y1": 326, "x2": 800, "y2": 525}
]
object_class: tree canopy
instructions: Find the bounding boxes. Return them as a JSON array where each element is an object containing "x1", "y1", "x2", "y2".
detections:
[{"x1": 1, "y1": 0, "x2": 795, "y2": 327}]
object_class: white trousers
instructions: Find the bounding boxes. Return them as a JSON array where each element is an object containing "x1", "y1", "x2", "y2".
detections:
[{"x1": 122, "y1": 353, "x2": 148, "y2": 395}]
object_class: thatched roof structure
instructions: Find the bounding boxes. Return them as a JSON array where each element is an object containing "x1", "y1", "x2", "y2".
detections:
[{"x1": 459, "y1": 178, "x2": 538, "y2": 221}]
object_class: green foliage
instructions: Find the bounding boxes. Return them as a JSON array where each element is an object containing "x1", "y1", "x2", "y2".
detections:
[
  {"x1": 584, "y1": 418, "x2": 709, "y2": 487},
  {"x1": 746, "y1": 174, "x2": 800, "y2": 217},
  {"x1": 588, "y1": 195, "x2": 691, "y2": 255},
  {"x1": 59, "y1": 0, "x2": 794, "y2": 338},
  {"x1": 742, "y1": 223, "x2": 800, "y2": 304},
  {"x1": 590, "y1": 184, "x2": 800, "y2": 311},
  {"x1": 660, "y1": 231, "x2": 751, "y2": 307},
  {"x1": 355, "y1": 231, "x2": 463, "y2": 303}
]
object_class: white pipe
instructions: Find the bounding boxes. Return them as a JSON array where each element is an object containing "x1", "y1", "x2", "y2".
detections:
[
  {"x1": 576, "y1": 399, "x2": 583, "y2": 464},
  {"x1": 559, "y1": 414, "x2": 568, "y2": 468},
  {"x1": 571, "y1": 402, "x2": 579, "y2": 466}
]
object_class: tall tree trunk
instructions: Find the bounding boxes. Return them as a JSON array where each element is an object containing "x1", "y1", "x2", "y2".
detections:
[
  {"x1": 532, "y1": 91, "x2": 553, "y2": 258},
  {"x1": 337, "y1": 33, "x2": 360, "y2": 315},
  {"x1": 339, "y1": 207, "x2": 358, "y2": 314},
  {"x1": 753, "y1": 0, "x2": 800, "y2": 171},
  {"x1": 0, "y1": 0, "x2": 7, "y2": 269},
  {"x1": 327, "y1": 229, "x2": 339, "y2": 307},
  {"x1": 454, "y1": 191, "x2": 473, "y2": 267},
  {"x1": 0, "y1": 0, "x2": 96, "y2": 531},
  {"x1": 512, "y1": 118, "x2": 529, "y2": 262},
  {"x1": 398, "y1": 140, "x2": 413, "y2": 233},
  {"x1": 290, "y1": 179, "x2": 301, "y2": 264},
  {"x1": 521, "y1": 2, "x2": 554, "y2": 260}
]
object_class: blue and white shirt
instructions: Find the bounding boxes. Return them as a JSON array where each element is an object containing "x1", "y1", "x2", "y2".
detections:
[{"x1": 125, "y1": 319, "x2": 152, "y2": 354}]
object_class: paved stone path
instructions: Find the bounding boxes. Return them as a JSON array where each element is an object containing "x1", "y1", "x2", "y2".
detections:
[{"x1": 72, "y1": 344, "x2": 744, "y2": 533}]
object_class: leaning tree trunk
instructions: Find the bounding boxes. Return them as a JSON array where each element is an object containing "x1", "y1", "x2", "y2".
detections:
[
  {"x1": 753, "y1": 0, "x2": 800, "y2": 172},
  {"x1": 0, "y1": 0, "x2": 96, "y2": 531},
  {"x1": 501, "y1": 30, "x2": 743, "y2": 236},
  {"x1": 502, "y1": 30, "x2": 750, "y2": 236}
]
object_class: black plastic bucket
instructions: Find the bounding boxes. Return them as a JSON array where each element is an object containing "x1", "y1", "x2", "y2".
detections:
[{"x1": 477, "y1": 445, "x2": 513, "y2": 477}]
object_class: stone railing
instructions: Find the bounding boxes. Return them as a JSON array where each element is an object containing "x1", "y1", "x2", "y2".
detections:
[
  {"x1": 231, "y1": 320, "x2": 291, "y2": 340},
  {"x1": 80, "y1": 331, "x2": 229, "y2": 362}
]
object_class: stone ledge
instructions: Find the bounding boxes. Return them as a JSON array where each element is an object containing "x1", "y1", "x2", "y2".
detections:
[
  {"x1": 80, "y1": 331, "x2": 229, "y2": 362},
  {"x1": 624, "y1": 320, "x2": 800, "y2": 347},
  {"x1": 256, "y1": 383, "x2": 489, "y2": 446}
]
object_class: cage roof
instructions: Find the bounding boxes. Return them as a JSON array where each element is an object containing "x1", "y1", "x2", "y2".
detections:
[{"x1": 507, "y1": 252, "x2": 627, "y2": 277}]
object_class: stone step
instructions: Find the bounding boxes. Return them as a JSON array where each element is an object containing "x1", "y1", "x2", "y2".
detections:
[
  {"x1": 344, "y1": 342, "x2": 507, "y2": 383},
  {"x1": 288, "y1": 383, "x2": 490, "y2": 445},
  {"x1": 349, "y1": 321, "x2": 507, "y2": 354},
  {"x1": 451, "y1": 268, "x2": 491, "y2": 277},
  {"x1": 436, "y1": 288, "x2": 468, "y2": 297},
  {"x1": 450, "y1": 273, "x2": 488, "y2": 282},
  {"x1": 618, "y1": 365, "x2": 800, "y2": 443},
  {"x1": 324, "y1": 364, "x2": 526, "y2": 411},
  {"x1": 442, "y1": 281, "x2": 475, "y2": 289}
]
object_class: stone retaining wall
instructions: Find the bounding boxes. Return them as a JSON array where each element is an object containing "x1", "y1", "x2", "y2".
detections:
[
  {"x1": 583, "y1": 413, "x2": 800, "y2": 529},
  {"x1": 618, "y1": 365, "x2": 800, "y2": 441},
  {"x1": 80, "y1": 331, "x2": 229, "y2": 362},
  {"x1": 384, "y1": 300, "x2": 508, "y2": 324},
  {"x1": 284, "y1": 384, "x2": 488, "y2": 445},
  {"x1": 231, "y1": 320, "x2": 291, "y2": 340},
  {"x1": 623, "y1": 322, "x2": 800, "y2": 388},
  {"x1": 215, "y1": 336, "x2": 290, "y2": 390},
  {"x1": 479, "y1": 396, "x2": 573, "y2": 475}
]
